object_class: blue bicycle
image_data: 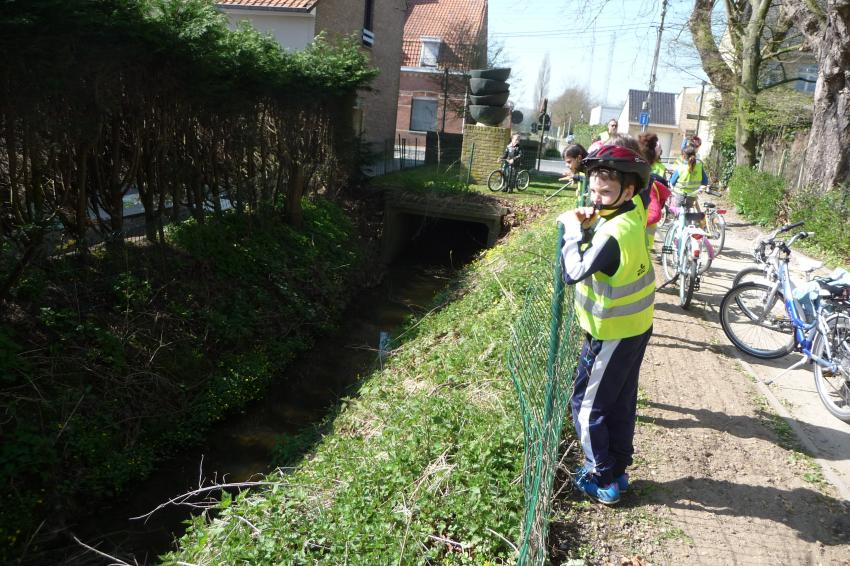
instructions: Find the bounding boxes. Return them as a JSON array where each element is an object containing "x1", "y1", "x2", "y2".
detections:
[{"x1": 719, "y1": 226, "x2": 850, "y2": 421}]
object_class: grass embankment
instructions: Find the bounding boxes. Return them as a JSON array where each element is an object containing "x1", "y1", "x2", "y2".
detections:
[
  {"x1": 167, "y1": 199, "x2": 571, "y2": 564},
  {"x1": 370, "y1": 164, "x2": 572, "y2": 202},
  {"x1": 0, "y1": 200, "x2": 359, "y2": 559},
  {"x1": 728, "y1": 166, "x2": 850, "y2": 266}
]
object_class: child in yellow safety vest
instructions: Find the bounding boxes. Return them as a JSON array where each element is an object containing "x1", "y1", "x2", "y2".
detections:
[
  {"x1": 669, "y1": 144, "x2": 708, "y2": 209},
  {"x1": 560, "y1": 143, "x2": 589, "y2": 204},
  {"x1": 557, "y1": 139, "x2": 654, "y2": 505}
]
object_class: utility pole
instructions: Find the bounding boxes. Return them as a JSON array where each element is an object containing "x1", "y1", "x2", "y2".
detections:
[
  {"x1": 642, "y1": 0, "x2": 669, "y2": 132},
  {"x1": 695, "y1": 79, "x2": 706, "y2": 135}
]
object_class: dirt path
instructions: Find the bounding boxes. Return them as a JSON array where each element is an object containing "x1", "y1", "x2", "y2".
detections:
[{"x1": 552, "y1": 206, "x2": 850, "y2": 565}]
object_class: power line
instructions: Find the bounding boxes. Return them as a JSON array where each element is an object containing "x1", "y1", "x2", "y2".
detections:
[{"x1": 491, "y1": 22, "x2": 654, "y2": 38}]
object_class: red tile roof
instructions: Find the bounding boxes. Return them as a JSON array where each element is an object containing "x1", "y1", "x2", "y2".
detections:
[
  {"x1": 217, "y1": 0, "x2": 318, "y2": 12},
  {"x1": 402, "y1": 0, "x2": 487, "y2": 67}
]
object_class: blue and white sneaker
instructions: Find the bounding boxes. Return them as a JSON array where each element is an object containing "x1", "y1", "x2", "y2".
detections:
[
  {"x1": 616, "y1": 472, "x2": 629, "y2": 493},
  {"x1": 574, "y1": 466, "x2": 620, "y2": 505}
]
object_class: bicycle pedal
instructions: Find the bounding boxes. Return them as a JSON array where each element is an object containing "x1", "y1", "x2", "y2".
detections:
[
  {"x1": 694, "y1": 277, "x2": 701, "y2": 291},
  {"x1": 661, "y1": 246, "x2": 673, "y2": 255}
]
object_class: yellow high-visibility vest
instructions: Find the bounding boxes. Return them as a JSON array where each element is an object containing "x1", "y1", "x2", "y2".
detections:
[{"x1": 575, "y1": 206, "x2": 655, "y2": 340}]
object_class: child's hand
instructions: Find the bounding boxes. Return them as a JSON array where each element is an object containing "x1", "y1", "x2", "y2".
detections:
[{"x1": 557, "y1": 207, "x2": 597, "y2": 227}]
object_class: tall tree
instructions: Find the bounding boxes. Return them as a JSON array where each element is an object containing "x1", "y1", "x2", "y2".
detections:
[
  {"x1": 533, "y1": 53, "x2": 551, "y2": 113},
  {"x1": 782, "y1": 0, "x2": 850, "y2": 190},
  {"x1": 689, "y1": 0, "x2": 800, "y2": 166},
  {"x1": 549, "y1": 85, "x2": 595, "y2": 133}
]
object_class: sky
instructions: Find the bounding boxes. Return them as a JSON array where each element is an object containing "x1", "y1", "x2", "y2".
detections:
[{"x1": 488, "y1": 0, "x2": 711, "y2": 113}]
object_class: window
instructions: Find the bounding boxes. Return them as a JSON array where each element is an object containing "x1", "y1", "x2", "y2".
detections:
[
  {"x1": 410, "y1": 98, "x2": 438, "y2": 132},
  {"x1": 795, "y1": 64, "x2": 818, "y2": 93},
  {"x1": 419, "y1": 37, "x2": 441, "y2": 67}
]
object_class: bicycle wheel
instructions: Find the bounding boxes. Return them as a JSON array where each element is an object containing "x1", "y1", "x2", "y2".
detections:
[
  {"x1": 719, "y1": 282, "x2": 796, "y2": 359},
  {"x1": 661, "y1": 224, "x2": 680, "y2": 281},
  {"x1": 812, "y1": 313, "x2": 850, "y2": 422},
  {"x1": 515, "y1": 170, "x2": 530, "y2": 191},
  {"x1": 679, "y1": 254, "x2": 697, "y2": 308},
  {"x1": 707, "y1": 213, "x2": 726, "y2": 255},
  {"x1": 487, "y1": 170, "x2": 505, "y2": 192},
  {"x1": 732, "y1": 266, "x2": 767, "y2": 288}
]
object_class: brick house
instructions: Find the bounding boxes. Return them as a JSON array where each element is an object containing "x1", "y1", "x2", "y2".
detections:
[
  {"x1": 217, "y1": 0, "x2": 406, "y2": 148},
  {"x1": 395, "y1": 0, "x2": 488, "y2": 147}
]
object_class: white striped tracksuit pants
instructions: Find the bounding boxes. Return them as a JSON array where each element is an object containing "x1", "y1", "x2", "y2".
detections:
[{"x1": 570, "y1": 327, "x2": 653, "y2": 485}]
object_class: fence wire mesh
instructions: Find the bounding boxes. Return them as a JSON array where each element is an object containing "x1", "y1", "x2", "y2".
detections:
[{"x1": 508, "y1": 223, "x2": 582, "y2": 565}]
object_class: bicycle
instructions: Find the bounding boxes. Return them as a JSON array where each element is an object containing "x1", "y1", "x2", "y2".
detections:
[
  {"x1": 702, "y1": 194, "x2": 727, "y2": 255},
  {"x1": 731, "y1": 221, "x2": 804, "y2": 288},
  {"x1": 659, "y1": 188, "x2": 717, "y2": 308},
  {"x1": 660, "y1": 185, "x2": 724, "y2": 235},
  {"x1": 718, "y1": 227, "x2": 850, "y2": 421},
  {"x1": 488, "y1": 159, "x2": 530, "y2": 192}
]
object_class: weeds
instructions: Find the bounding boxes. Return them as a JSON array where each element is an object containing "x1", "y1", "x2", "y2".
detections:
[{"x1": 167, "y1": 207, "x2": 570, "y2": 564}]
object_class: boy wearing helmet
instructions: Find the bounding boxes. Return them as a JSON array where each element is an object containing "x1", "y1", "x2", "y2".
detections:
[{"x1": 557, "y1": 141, "x2": 655, "y2": 505}]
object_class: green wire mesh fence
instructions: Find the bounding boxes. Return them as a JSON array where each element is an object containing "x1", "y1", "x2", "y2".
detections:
[{"x1": 508, "y1": 222, "x2": 582, "y2": 565}]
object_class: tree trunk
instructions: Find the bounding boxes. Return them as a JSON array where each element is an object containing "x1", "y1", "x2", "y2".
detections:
[
  {"x1": 285, "y1": 164, "x2": 305, "y2": 228},
  {"x1": 735, "y1": 61, "x2": 759, "y2": 167},
  {"x1": 782, "y1": 0, "x2": 850, "y2": 191},
  {"x1": 802, "y1": 7, "x2": 850, "y2": 191}
]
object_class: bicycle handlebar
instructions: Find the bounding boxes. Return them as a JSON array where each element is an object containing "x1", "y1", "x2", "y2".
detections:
[
  {"x1": 784, "y1": 230, "x2": 812, "y2": 250},
  {"x1": 778, "y1": 220, "x2": 805, "y2": 234}
]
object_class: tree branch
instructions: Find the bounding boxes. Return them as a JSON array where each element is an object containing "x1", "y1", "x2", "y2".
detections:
[
  {"x1": 781, "y1": 0, "x2": 826, "y2": 45},
  {"x1": 689, "y1": 0, "x2": 737, "y2": 94},
  {"x1": 761, "y1": 42, "x2": 805, "y2": 62},
  {"x1": 760, "y1": 76, "x2": 816, "y2": 90}
]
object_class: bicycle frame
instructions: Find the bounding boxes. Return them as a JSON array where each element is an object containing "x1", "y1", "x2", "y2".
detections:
[
  {"x1": 500, "y1": 160, "x2": 517, "y2": 189},
  {"x1": 670, "y1": 208, "x2": 713, "y2": 274},
  {"x1": 771, "y1": 257, "x2": 842, "y2": 377}
]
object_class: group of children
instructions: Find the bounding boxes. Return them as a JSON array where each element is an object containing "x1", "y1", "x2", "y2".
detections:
[{"x1": 556, "y1": 131, "x2": 707, "y2": 504}]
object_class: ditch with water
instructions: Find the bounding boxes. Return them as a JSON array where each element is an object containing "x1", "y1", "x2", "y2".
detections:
[{"x1": 44, "y1": 215, "x2": 493, "y2": 565}]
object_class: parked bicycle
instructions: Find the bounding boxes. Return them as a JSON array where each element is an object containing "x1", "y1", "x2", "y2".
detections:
[
  {"x1": 718, "y1": 226, "x2": 850, "y2": 421},
  {"x1": 702, "y1": 197, "x2": 727, "y2": 255},
  {"x1": 660, "y1": 186, "x2": 725, "y2": 254},
  {"x1": 488, "y1": 159, "x2": 530, "y2": 192},
  {"x1": 659, "y1": 187, "x2": 718, "y2": 308},
  {"x1": 730, "y1": 221, "x2": 805, "y2": 288}
]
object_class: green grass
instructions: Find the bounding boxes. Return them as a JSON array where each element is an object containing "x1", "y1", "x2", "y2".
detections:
[
  {"x1": 368, "y1": 164, "x2": 568, "y2": 203},
  {"x1": 166, "y1": 197, "x2": 577, "y2": 564},
  {"x1": 750, "y1": 395, "x2": 830, "y2": 491}
]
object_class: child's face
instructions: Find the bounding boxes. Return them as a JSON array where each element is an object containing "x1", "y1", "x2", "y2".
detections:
[
  {"x1": 564, "y1": 156, "x2": 579, "y2": 172},
  {"x1": 589, "y1": 168, "x2": 633, "y2": 210},
  {"x1": 511, "y1": 136, "x2": 520, "y2": 145}
]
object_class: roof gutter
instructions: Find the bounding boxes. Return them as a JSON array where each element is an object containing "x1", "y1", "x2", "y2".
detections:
[{"x1": 217, "y1": 4, "x2": 317, "y2": 14}]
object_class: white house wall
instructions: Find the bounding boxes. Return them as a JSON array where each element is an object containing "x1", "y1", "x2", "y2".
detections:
[{"x1": 221, "y1": 10, "x2": 316, "y2": 51}]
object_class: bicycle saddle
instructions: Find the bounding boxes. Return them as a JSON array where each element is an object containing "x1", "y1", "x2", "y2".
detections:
[
  {"x1": 815, "y1": 268, "x2": 850, "y2": 298},
  {"x1": 703, "y1": 202, "x2": 716, "y2": 208},
  {"x1": 684, "y1": 212, "x2": 705, "y2": 222}
]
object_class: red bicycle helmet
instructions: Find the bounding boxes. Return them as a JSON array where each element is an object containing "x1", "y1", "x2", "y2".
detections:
[{"x1": 582, "y1": 145, "x2": 651, "y2": 191}]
